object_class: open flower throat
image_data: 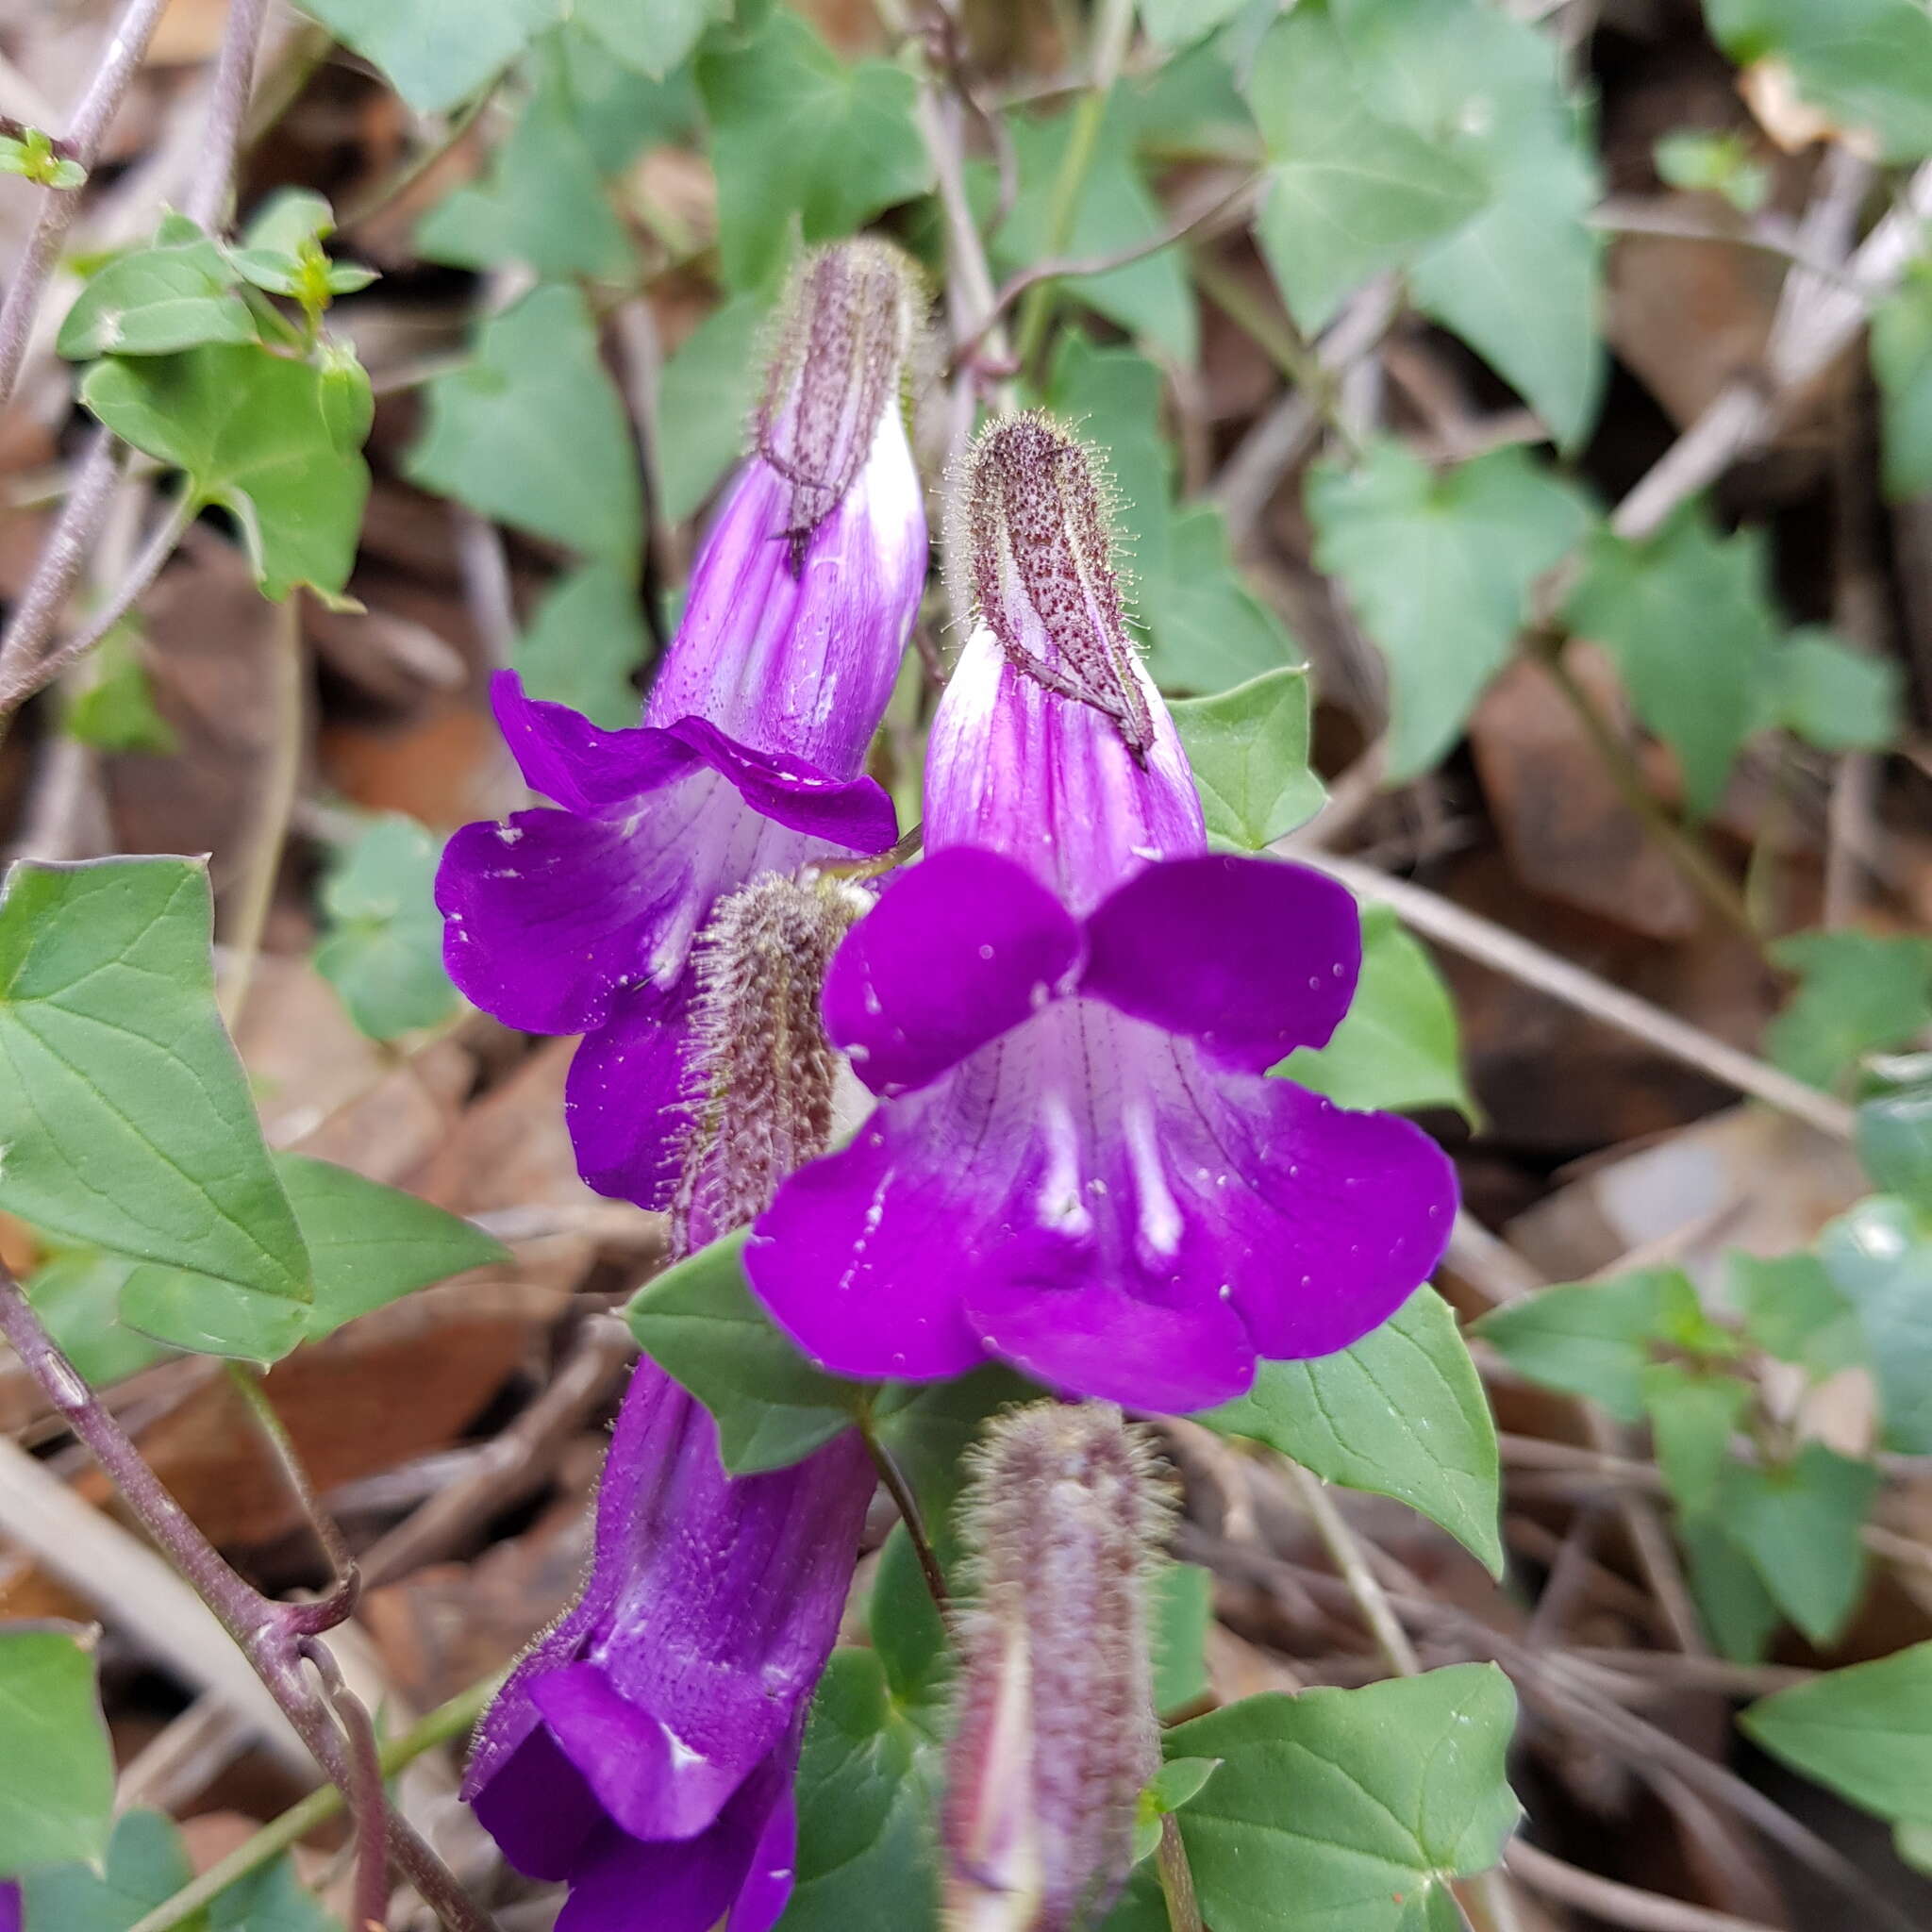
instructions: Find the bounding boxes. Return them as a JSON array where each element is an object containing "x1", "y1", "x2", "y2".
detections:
[{"x1": 747, "y1": 414, "x2": 1458, "y2": 1413}]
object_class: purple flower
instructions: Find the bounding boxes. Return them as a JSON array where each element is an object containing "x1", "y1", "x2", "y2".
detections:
[
  {"x1": 463, "y1": 1357, "x2": 874, "y2": 1932},
  {"x1": 437, "y1": 241, "x2": 928, "y2": 1208},
  {"x1": 745, "y1": 416, "x2": 1457, "y2": 1413}
]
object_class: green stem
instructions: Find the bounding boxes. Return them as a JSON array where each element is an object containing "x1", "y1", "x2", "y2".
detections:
[
  {"x1": 1011, "y1": 0, "x2": 1137, "y2": 374},
  {"x1": 124, "y1": 1674, "x2": 504, "y2": 1932},
  {"x1": 859, "y1": 1412, "x2": 949, "y2": 1615},
  {"x1": 1155, "y1": 1814, "x2": 1206, "y2": 1932},
  {"x1": 1538, "y1": 644, "x2": 1764, "y2": 955}
]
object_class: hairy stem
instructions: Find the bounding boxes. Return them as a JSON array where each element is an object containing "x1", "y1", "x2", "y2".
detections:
[
  {"x1": 1155, "y1": 1814, "x2": 1206, "y2": 1932},
  {"x1": 0, "y1": 1261, "x2": 497, "y2": 1931}
]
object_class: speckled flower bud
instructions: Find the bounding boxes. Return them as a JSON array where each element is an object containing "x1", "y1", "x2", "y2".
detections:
[
  {"x1": 951, "y1": 412, "x2": 1153, "y2": 758},
  {"x1": 756, "y1": 237, "x2": 923, "y2": 561},
  {"x1": 943, "y1": 1402, "x2": 1170, "y2": 1932},
  {"x1": 670, "y1": 872, "x2": 871, "y2": 1256}
]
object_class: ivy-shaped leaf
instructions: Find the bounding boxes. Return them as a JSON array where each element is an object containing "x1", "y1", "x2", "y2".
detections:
[
  {"x1": 1202, "y1": 1288, "x2": 1502, "y2": 1574},
  {"x1": 0, "y1": 1630, "x2": 114, "y2": 1879},
  {"x1": 1170, "y1": 666, "x2": 1324, "y2": 852},
  {"x1": 1310, "y1": 437, "x2": 1591, "y2": 778},
  {"x1": 407, "y1": 283, "x2": 641, "y2": 567},
  {"x1": 293, "y1": 0, "x2": 557, "y2": 114},
  {"x1": 512, "y1": 560, "x2": 648, "y2": 729},
  {"x1": 696, "y1": 8, "x2": 931, "y2": 291},
  {"x1": 312, "y1": 813, "x2": 458, "y2": 1041},
  {"x1": 0, "y1": 858, "x2": 311, "y2": 1360},
  {"x1": 1766, "y1": 930, "x2": 1932, "y2": 1092}
]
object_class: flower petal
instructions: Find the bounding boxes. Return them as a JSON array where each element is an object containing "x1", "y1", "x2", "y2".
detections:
[
  {"x1": 533, "y1": 1664, "x2": 751, "y2": 1842},
  {"x1": 747, "y1": 1112, "x2": 990, "y2": 1381},
  {"x1": 1223, "y1": 1079, "x2": 1457, "y2": 1360},
  {"x1": 438, "y1": 808, "x2": 693, "y2": 1034},
  {"x1": 824, "y1": 848, "x2": 1081, "y2": 1097},
  {"x1": 468, "y1": 1724, "x2": 605, "y2": 1883},
  {"x1": 565, "y1": 981, "x2": 693, "y2": 1208},
  {"x1": 964, "y1": 1270, "x2": 1256, "y2": 1412},
  {"x1": 724, "y1": 1747, "x2": 800, "y2": 1932},
  {"x1": 1080, "y1": 855, "x2": 1360, "y2": 1071},
  {"x1": 494, "y1": 670, "x2": 898, "y2": 852}
]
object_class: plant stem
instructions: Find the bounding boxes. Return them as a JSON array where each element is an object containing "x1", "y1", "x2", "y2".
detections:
[
  {"x1": 125, "y1": 1674, "x2": 504, "y2": 1932},
  {"x1": 859, "y1": 1415, "x2": 949, "y2": 1614},
  {"x1": 0, "y1": 1260, "x2": 498, "y2": 1932},
  {"x1": 1285, "y1": 1458, "x2": 1421, "y2": 1676},
  {"x1": 1537, "y1": 645, "x2": 1763, "y2": 952},
  {"x1": 0, "y1": 0, "x2": 175, "y2": 410},
  {"x1": 299, "y1": 1636, "x2": 390, "y2": 1932},
  {"x1": 1155, "y1": 1814, "x2": 1206, "y2": 1932},
  {"x1": 1011, "y1": 0, "x2": 1137, "y2": 373}
]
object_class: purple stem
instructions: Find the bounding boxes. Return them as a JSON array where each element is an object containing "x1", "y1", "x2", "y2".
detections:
[{"x1": 0, "y1": 1261, "x2": 497, "y2": 1932}]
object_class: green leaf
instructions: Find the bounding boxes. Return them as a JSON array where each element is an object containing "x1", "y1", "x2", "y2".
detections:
[
  {"x1": 1278, "y1": 903, "x2": 1474, "y2": 1120},
  {"x1": 779, "y1": 1648, "x2": 943, "y2": 1932},
  {"x1": 993, "y1": 99, "x2": 1198, "y2": 361},
  {"x1": 1857, "y1": 1082, "x2": 1932, "y2": 1212},
  {"x1": 553, "y1": 22, "x2": 705, "y2": 174},
  {"x1": 1873, "y1": 265, "x2": 1932, "y2": 499},
  {"x1": 57, "y1": 224, "x2": 254, "y2": 359},
  {"x1": 868, "y1": 1523, "x2": 951, "y2": 1710},
  {"x1": 1151, "y1": 1561, "x2": 1214, "y2": 1715},
  {"x1": 407, "y1": 283, "x2": 640, "y2": 567},
  {"x1": 1766, "y1": 626, "x2": 1902, "y2": 752},
  {"x1": 657, "y1": 289, "x2": 772, "y2": 525},
  {"x1": 697, "y1": 9, "x2": 930, "y2": 291},
  {"x1": 1723, "y1": 1444, "x2": 1877, "y2": 1646},
  {"x1": 1728, "y1": 1250, "x2": 1865, "y2": 1378},
  {"x1": 312, "y1": 813, "x2": 458, "y2": 1041},
  {"x1": 1819, "y1": 1195, "x2": 1932, "y2": 1453},
  {"x1": 1654, "y1": 129, "x2": 1771, "y2": 212},
  {"x1": 1680, "y1": 1517, "x2": 1783, "y2": 1662},
  {"x1": 1743, "y1": 1641, "x2": 1932, "y2": 1827},
  {"x1": 0, "y1": 1630, "x2": 114, "y2": 1878},
  {"x1": 1141, "y1": 505, "x2": 1304, "y2": 693},
  {"x1": 573, "y1": 0, "x2": 724, "y2": 75},
  {"x1": 1474, "y1": 1269, "x2": 1701, "y2": 1423},
  {"x1": 628, "y1": 1229, "x2": 868, "y2": 1472},
  {"x1": 1898, "y1": 1818, "x2": 1932, "y2": 1875},
  {"x1": 1309, "y1": 438, "x2": 1591, "y2": 777},
  {"x1": 1169, "y1": 665, "x2": 1324, "y2": 851},
  {"x1": 1640, "y1": 1361, "x2": 1748, "y2": 1517},
  {"x1": 81, "y1": 342, "x2": 370, "y2": 602},
  {"x1": 292, "y1": 0, "x2": 557, "y2": 114},
  {"x1": 0, "y1": 858, "x2": 310, "y2": 1357},
  {"x1": 1562, "y1": 504, "x2": 1782, "y2": 818},
  {"x1": 1766, "y1": 929, "x2": 1932, "y2": 1091},
  {"x1": 242, "y1": 191, "x2": 336, "y2": 257},
  {"x1": 279, "y1": 1153, "x2": 505, "y2": 1341},
  {"x1": 1162, "y1": 1666, "x2": 1520, "y2": 1931},
  {"x1": 1706, "y1": 0, "x2": 1932, "y2": 162},
  {"x1": 416, "y1": 61, "x2": 633, "y2": 279},
  {"x1": 21, "y1": 1809, "x2": 338, "y2": 1932},
  {"x1": 1204, "y1": 1287, "x2": 1502, "y2": 1575},
  {"x1": 63, "y1": 625, "x2": 175, "y2": 755},
  {"x1": 511, "y1": 560, "x2": 647, "y2": 729},
  {"x1": 1345, "y1": 0, "x2": 1606, "y2": 444},
  {"x1": 1245, "y1": 4, "x2": 1485, "y2": 335},
  {"x1": 1134, "y1": 1757, "x2": 1223, "y2": 1864},
  {"x1": 24, "y1": 1246, "x2": 170, "y2": 1387}
]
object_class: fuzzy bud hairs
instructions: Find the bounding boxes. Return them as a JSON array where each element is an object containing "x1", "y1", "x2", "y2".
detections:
[
  {"x1": 755, "y1": 237, "x2": 924, "y2": 563},
  {"x1": 670, "y1": 872, "x2": 872, "y2": 1257},
  {"x1": 950, "y1": 412, "x2": 1154, "y2": 759},
  {"x1": 943, "y1": 1402, "x2": 1173, "y2": 1932}
]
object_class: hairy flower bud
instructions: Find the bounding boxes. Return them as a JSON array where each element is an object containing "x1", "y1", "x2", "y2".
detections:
[
  {"x1": 671, "y1": 872, "x2": 871, "y2": 1256},
  {"x1": 943, "y1": 1402, "x2": 1170, "y2": 1932},
  {"x1": 757, "y1": 238, "x2": 922, "y2": 561},
  {"x1": 952, "y1": 412, "x2": 1153, "y2": 758}
]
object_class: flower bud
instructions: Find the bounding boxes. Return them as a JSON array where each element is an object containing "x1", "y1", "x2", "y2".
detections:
[
  {"x1": 943, "y1": 1402, "x2": 1170, "y2": 1932},
  {"x1": 671, "y1": 872, "x2": 872, "y2": 1256},
  {"x1": 952, "y1": 413, "x2": 1153, "y2": 758},
  {"x1": 756, "y1": 238, "x2": 922, "y2": 562}
]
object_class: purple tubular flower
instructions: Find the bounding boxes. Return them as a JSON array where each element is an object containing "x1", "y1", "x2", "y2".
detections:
[
  {"x1": 746, "y1": 415, "x2": 1457, "y2": 1413},
  {"x1": 463, "y1": 1358, "x2": 874, "y2": 1932},
  {"x1": 436, "y1": 239, "x2": 928, "y2": 1207}
]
